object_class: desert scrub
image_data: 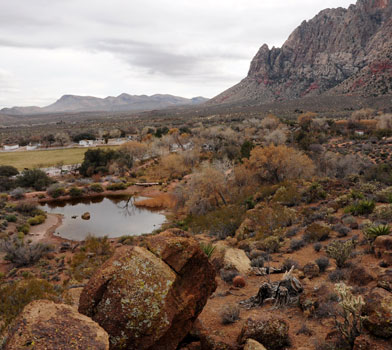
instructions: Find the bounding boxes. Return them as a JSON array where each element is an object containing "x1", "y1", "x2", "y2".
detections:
[
  {"x1": 258, "y1": 235, "x2": 281, "y2": 253},
  {"x1": 27, "y1": 214, "x2": 46, "y2": 226},
  {"x1": 118, "y1": 235, "x2": 135, "y2": 245},
  {"x1": 71, "y1": 235, "x2": 113, "y2": 281},
  {"x1": 47, "y1": 183, "x2": 66, "y2": 198},
  {"x1": 220, "y1": 305, "x2": 240, "y2": 324},
  {"x1": 345, "y1": 200, "x2": 375, "y2": 216},
  {"x1": 188, "y1": 205, "x2": 245, "y2": 239},
  {"x1": 89, "y1": 183, "x2": 104, "y2": 193},
  {"x1": 0, "y1": 278, "x2": 62, "y2": 333},
  {"x1": 5, "y1": 214, "x2": 17, "y2": 222},
  {"x1": 302, "y1": 182, "x2": 327, "y2": 203},
  {"x1": 68, "y1": 186, "x2": 83, "y2": 198},
  {"x1": 315, "y1": 257, "x2": 330, "y2": 272},
  {"x1": 272, "y1": 183, "x2": 302, "y2": 206},
  {"x1": 375, "y1": 186, "x2": 392, "y2": 203},
  {"x1": 371, "y1": 204, "x2": 392, "y2": 221},
  {"x1": 326, "y1": 240, "x2": 355, "y2": 268},
  {"x1": 303, "y1": 223, "x2": 330, "y2": 243},
  {"x1": 0, "y1": 239, "x2": 53, "y2": 267},
  {"x1": 106, "y1": 182, "x2": 128, "y2": 191}
]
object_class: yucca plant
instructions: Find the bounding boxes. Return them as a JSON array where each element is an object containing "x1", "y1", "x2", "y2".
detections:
[
  {"x1": 346, "y1": 200, "x2": 375, "y2": 216},
  {"x1": 364, "y1": 224, "x2": 390, "y2": 244},
  {"x1": 200, "y1": 242, "x2": 215, "y2": 258}
]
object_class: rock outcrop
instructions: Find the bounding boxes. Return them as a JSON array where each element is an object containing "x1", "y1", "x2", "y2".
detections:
[
  {"x1": 209, "y1": 0, "x2": 392, "y2": 106},
  {"x1": 4, "y1": 300, "x2": 109, "y2": 350},
  {"x1": 238, "y1": 317, "x2": 290, "y2": 350},
  {"x1": 78, "y1": 230, "x2": 217, "y2": 350},
  {"x1": 363, "y1": 287, "x2": 392, "y2": 338}
]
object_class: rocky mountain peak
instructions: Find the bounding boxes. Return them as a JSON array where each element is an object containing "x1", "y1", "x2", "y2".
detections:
[{"x1": 210, "y1": 0, "x2": 392, "y2": 106}]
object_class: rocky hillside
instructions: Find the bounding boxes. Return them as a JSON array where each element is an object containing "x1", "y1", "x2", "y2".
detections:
[
  {"x1": 1, "y1": 94, "x2": 208, "y2": 115},
  {"x1": 210, "y1": 0, "x2": 392, "y2": 105}
]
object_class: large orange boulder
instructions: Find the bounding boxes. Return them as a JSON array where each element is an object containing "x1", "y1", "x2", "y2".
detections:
[
  {"x1": 5, "y1": 300, "x2": 109, "y2": 350},
  {"x1": 79, "y1": 230, "x2": 217, "y2": 350}
]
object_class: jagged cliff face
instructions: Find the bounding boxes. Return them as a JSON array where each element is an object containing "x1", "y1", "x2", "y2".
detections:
[{"x1": 210, "y1": 0, "x2": 392, "y2": 105}]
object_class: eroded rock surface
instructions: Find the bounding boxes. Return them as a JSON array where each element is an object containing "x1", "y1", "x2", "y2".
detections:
[
  {"x1": 209, "y1": 0, "x2": 392, "y2": 105},
  {"x1": 79, "y1": 230, "x2": 217, "y2": 350},
  {"x1": 5, "y1": 300, "x2": 109, "y2": 350}
]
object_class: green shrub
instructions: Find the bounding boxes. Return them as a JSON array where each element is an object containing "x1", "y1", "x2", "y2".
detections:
[
  {"x1": 17, "y1": 224, "x2": 30, "y2": 234},
  {"x1": 15, "y1": 202, "x2": 39, "y2": 216},
  {"x1": 272, "y1": 184, "x2": 301, "y2": 206},
  {"x1": 17, "y1": 169, "x2": 54, "y2": 190},
  {"x1": 47, "y1": 183, "x2": 66, "y2": 198},
  {"x1": 27, "y1": 214, "x2": 46, "y2": 226},
  {"x1": 89, "y1": 183, "x2": 104, "y2": 193},
  {"x1": 0, "y1": 278, "x2": 61, "y2": 332},
  {"x1": 345, "y1": 200, "x2": 375, "y2": 216},
  {"x1": 259, "y1": 235, "x2": 281, "y2": 253},
  {"x1": 0, "y1": 165, "x2": 19, "y2": 177},
  {"x1": 188, "y1": 205, "x2": 246, "y2": 239},
  {"x1": 5, "y1": 215, "x2": 17, "y2": 222},
  {"x1": 363, "y1": 224, "x2": 390, "y2": 243},
  {"x1": 326, "y1": 240, "x2": 355, "y2": 268},
  {"x1": 200, "y1": 242, "x2": 215, "y2": 258},
  {"x1": 106, "y1": 182, "x2": 128, "y2": 191},
  {"x1": 68, "y1": 187, "x2": 83, "y2": 198},
  {"x1": 303, "y1": 223, "x2": 330, "y2": 243},
  {"x1": 303, "y1": 182, "x2": 327, "y2": 203}
]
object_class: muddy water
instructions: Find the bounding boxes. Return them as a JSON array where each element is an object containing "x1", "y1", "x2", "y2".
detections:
[{"x1": 39, "y1": 195, "x2": 166, "y2": 241}]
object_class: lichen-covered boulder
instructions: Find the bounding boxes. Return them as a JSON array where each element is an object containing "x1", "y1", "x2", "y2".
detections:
[
  {"x1": 238, "y1": 317, "x2": 290, "y2": 350},
  {"x1": 5, "y1": 300, "x2": 109, "y2": 350},
  {"x1": 79, "y1": 230, "x2": 217, "y2": 350},
  {"x1": 363, "y1": 288, "x2": 392, "y2": 339}
]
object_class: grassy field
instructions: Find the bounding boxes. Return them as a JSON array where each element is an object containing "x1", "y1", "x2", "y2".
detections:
[{"x1": 0, "y1": 146, "x2": 120, "y2": 170}]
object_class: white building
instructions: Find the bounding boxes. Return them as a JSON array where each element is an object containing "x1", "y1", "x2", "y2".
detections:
[
  {"x1": 79, "y1": 140, "x2": 95, "y2": 147},
  {"x1": 3, "y1": 144, "x2": 19, "y2": 151}
]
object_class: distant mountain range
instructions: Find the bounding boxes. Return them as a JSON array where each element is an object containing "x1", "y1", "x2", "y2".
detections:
[
  {"x1": 209, "y1": 0, "x2": 392, "y2": 106},
  {"x1": 1, "y1": 94, "x2": 209, "y2": 115}
]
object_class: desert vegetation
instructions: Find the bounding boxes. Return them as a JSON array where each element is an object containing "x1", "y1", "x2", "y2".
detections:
[{"x1": 1, "y1": 105, "x2": 392, "y2": 350}]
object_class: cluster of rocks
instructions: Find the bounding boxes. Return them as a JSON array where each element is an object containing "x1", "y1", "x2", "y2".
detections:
[{"x1": 4, "y1": 230, "x2": 216, "y2": 350}]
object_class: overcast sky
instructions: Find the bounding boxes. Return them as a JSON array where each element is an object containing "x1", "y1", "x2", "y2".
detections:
[{"x1": 0, "y1": 0, "x2": 355, "y2": 108}]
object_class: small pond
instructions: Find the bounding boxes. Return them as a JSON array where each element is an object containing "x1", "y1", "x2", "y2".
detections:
[{"x1": 39, "y1": 195, "x2": 166, "y2": 241}]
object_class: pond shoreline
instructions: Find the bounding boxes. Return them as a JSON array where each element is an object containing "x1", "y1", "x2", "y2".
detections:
[{"x1": 39, "y1": 193, "x2": 167, "y2": 241}]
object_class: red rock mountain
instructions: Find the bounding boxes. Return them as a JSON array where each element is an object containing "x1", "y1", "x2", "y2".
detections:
[{"x1": 210, "y1": 0, "x2": 392, "y2": 105}]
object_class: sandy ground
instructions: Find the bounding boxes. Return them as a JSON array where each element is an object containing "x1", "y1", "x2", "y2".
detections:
[{"x1": 28, "y1": 213, "x2": 63, "y2": 244}]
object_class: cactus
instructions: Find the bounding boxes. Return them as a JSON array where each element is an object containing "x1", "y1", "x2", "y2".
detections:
[{"x1": 334, "y1": 283, "x2": 365, "y2": 347}]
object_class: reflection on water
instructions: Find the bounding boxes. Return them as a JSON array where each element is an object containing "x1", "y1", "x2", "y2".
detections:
[{"x1": 40, "y1": 195, "x2": 166, "y2": 241}]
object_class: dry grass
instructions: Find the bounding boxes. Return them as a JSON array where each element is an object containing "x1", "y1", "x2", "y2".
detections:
[
  {"x1": 0, "y1": 145, "x2": 119, "y2": 170},
  {"x1": 134, "y1": 193, "x2": 177, "y2": 209}
]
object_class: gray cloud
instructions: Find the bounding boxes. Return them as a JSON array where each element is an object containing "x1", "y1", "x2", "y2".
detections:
[{"x1": 0, "y1": 0, "x2": 356, "y2": 107}]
